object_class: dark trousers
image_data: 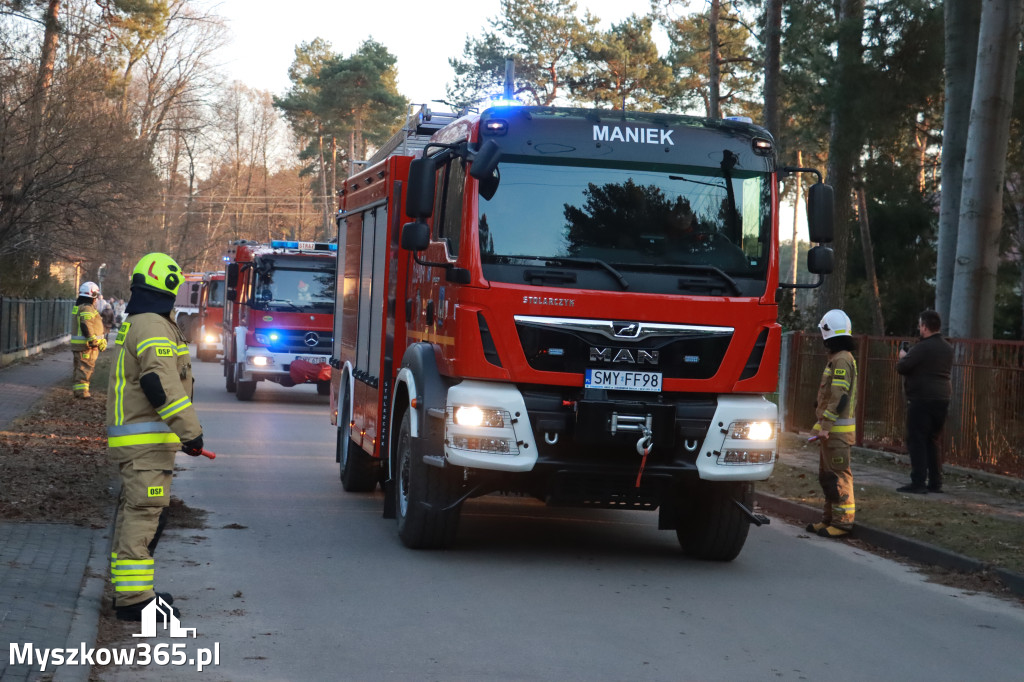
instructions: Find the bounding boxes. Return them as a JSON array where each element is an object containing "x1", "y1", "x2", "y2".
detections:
[{"x1": 905, "y1": 399, "x2": 949, "y2": 488}]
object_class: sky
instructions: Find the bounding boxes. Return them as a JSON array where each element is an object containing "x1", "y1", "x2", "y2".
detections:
[{"x1": 205, "y1": 0, "x2": 665, "y2": 104}]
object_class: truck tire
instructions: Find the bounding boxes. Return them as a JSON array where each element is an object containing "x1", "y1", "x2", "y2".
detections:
[
  {"x1": 395, "y1": 412, "x2": 460, "y2": 548},
  {"x1": 236, "y1": 365, "x2": 256, "y2": 401},
  {"x1": 225, "y1": 361, "x2": 237, "y2": 393},
  {"x1": 675, "y1": 481, "x2": 752, "y2": 562},
  {"x1": 197, "y1": 349, "x2": 215, "y2": 362},
  {"x1": 338, "y1": 386, "x2": 378, "y2": 492}
]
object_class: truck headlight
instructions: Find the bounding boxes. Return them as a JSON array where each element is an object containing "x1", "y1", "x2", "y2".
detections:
[
  {"x1": 446, "y1": 405, "x2": 518, "y2": 455},
  {"x1": 249, "y1": 355, "x2": 272, "y2": 367},
  {"x1": 452, "y1": 405, "x2": 506, "y2": 428},
  {"x1": 728, "y1": 420, "x2": 775, "y2": 441},
  {"x1": 204, "y1": 333, "x2": 218, "y2": 344}
]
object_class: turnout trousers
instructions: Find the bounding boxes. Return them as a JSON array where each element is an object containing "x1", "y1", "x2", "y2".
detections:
[
  {"x1": 111, "y1": 457, "x2": 173, "y2": 608},
  {"x1": 72, "y1": 348, "x2": 98, "y2": 397},
  {"x1": 818, "y1": 438, "x2": 855, "y2": 530}
]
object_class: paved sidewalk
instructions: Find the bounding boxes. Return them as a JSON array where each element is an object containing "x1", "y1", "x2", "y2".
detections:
[
  {"x1": 0, "y1": 346, "x2": 73, "y2": 430},
  {"x1": 0, "y1": 346, "x2": 110, "y2": 682}
]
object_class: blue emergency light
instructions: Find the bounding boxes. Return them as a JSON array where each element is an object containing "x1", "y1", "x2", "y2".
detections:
[{"x1": 271, "y1": 240, "x2": 338, "y2": 251}]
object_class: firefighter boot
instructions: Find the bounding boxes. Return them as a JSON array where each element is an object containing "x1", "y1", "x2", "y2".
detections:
[
  {"x1": 112, "y1": 591, "x2": 174, "y2": 610},
  {"x1": 817, "y1": 525, "x2": 850, "y2": 539},
  {"x1": 806, "y1": 522, "x2": 827, "y2": 533}
]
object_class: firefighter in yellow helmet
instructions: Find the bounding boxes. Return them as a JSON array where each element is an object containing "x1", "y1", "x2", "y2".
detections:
[
  {"x1": 71, "y1": 281, "x2": 107, "y2": 398},
  {"x1": 106, "y1": 253, "x2": 204, "y2": 620},
  {"x1": 807, "y1": 309, "x2": 858, "y2": 539}
]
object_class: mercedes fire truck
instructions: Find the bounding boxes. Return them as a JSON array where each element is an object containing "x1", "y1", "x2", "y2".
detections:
[
  {"x1": 330, "y1": 104, "x2": 833, "y2": 559},
  {"x1": 223, "y1": 239, "x2": 337, "y2": 401}
]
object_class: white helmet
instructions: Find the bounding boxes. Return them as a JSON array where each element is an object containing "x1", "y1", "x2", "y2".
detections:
[
  {"x1": 819, "y1": 309, "x2": 852, "y2": 339},
  {"x1": 78, "y1": 281, "x2": 100, "y2": 298}
]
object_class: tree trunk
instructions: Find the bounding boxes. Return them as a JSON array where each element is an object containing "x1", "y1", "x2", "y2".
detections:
[
  {"x1": 949, "y1": 0, "x2": 1023, "y2": 339},
  {"x1": 708, "y1": 0, "x2": 721, "y2": 119},
  {"x1": 935, "y1": 0, "x2": 982, "y2": 331},
  {"x1": 817, "y1": 0, "x2": 866, "y2": 319},
  {"x1": 762, "y1": 0, "x2": 782, "y2": 138},
  {"x1": 21, "y1": 0, "x2": 61, "y2": 208},
  {"x1": 856, "y1": 186, "x2": 885, "y2": 334}
]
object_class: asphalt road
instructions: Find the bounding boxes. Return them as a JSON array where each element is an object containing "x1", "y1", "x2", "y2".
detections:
[{"x1": 96, "y1": 359, "x2": 1024, "y2": 681}]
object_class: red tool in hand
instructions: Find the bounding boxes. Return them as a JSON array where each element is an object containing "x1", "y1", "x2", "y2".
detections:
[{"x1": 200, "y1": 449, "x2": 216, "y2": 459}]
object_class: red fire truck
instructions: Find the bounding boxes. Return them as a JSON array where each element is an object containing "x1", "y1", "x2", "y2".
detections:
[
  {"x1": 173, "y1": 273, "x2": 204, "y2": 342},
  {"x1": 195, "y1": 271, "x2": 225, "y2": 362},
  {"x1": 223, "y1": 239, "x2": 337, "y2": 401},
  {"x1": 330, "y1": 104, "x2": 833, "y2": 559}
]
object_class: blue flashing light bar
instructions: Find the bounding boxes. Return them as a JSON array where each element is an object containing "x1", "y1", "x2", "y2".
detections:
[{"x1": 270, "y1": 240, "x2": 338, "y2": 252}]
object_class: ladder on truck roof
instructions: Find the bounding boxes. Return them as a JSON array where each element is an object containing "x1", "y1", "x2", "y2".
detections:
[{"x1": 365, "y1": 104, "x2": 460, "y2": 166}]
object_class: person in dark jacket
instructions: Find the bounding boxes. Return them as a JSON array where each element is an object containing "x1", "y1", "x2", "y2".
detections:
[{"x1": 895, "y1": 309, "x2": 954, "y2": 494}]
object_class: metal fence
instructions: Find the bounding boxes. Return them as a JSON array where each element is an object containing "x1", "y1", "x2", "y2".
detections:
[
  {"x1": 0, "y1": 297, "x2": 74, "y2": 355},
  {"x1": 782, "y1": 331, "x2": 1024, "y2": 478}
]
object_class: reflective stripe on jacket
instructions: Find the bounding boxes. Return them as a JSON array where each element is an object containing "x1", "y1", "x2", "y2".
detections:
[
  {"x1": 71, "y1": 303, "x2": 104, "y2": 351},
  {"x1": 106, "y1": 312, "x2": 200, "y2": 462}
]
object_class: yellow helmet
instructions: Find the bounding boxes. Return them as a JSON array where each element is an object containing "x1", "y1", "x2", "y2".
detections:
[{"x1": 131, "y1": 252, "x2": 183, "y2": 296}]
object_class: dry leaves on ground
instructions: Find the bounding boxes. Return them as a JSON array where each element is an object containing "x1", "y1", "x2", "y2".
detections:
[{"x1": 0, "y1": 388, "x2": 115, "y2": 527}]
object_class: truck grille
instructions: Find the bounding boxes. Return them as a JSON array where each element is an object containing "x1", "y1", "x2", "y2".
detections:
[
  {"x1": 515, "y1": 316, "x2": 732, "y2": 379},
  {"x1": 265, "y1": 329, "x2": 333, "y2": 354}
]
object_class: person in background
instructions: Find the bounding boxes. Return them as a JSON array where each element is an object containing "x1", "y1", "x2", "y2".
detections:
[
  {"x1": 97, "y1": 294, "x2": 115, "y2": 336},
  {"x1": 896, "y1": 309, "x2": 954, "y2": 494},
  {"x1": 106, "y1": 252, "x2": 205, "y2": 621},
  {"x1": 807, "y1": 309, "x2": 858, "y2": 539},
  {"x1": 71, "y1": 281, "x2": 107, "y2": 398}
]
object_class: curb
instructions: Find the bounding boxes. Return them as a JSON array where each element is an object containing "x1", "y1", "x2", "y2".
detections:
[
  {"x1": 52, "y1": 515, "x2": 114, "y2": 682},
  {"x1": 755, "y1": 492, "x2": 1024, "y2": 599},
  {"x1": 851, "y1": 445, "x2": 1024, "y2": 493}
]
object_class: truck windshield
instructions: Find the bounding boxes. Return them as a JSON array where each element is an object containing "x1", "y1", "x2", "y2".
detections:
[
  {"x1": 477, "y1": 157, "x2": 771, "y2": 295},
  {"x1": 206, "y1": 279, "x2": 224, "y2": 307},
  {"x1": 252, "y1": 266, "x2": 334, "y2": 312}
]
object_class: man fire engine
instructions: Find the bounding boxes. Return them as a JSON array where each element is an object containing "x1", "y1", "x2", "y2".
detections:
[
  {"x1": 222, "y1": 239, "x2": 336, "y2": 401},
  {"x1": 330, "y1": 104, "x2": 833, "y2": 560},
  {"x1": 195, "y1": 271, "x2": 225, "y2": 362}
]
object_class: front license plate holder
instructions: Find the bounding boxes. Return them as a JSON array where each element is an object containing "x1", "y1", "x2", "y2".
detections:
[{"x1": 584, "y1": 368, "x2": 662, "y2": 392}]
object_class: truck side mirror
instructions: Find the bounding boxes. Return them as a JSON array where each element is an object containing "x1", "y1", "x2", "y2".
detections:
[
  {"x1": 190, "y1": 291, "x2": 198, "y2": 305},
  {"x1": 469, "y1": 140, "x2": 501, "y2": 180},
  {"x1": 401, "y1": 221, "x2": 430, "y2": 252},
  {"x1": 807, "y1": 183, "x2": 834, "y2": 244},
  {"x1": 806, "y1": 245, "x2": 834, "y2": 275},
  {"x1": 227, "y1": 263, "x2": 239, "y2": 288},
  {"x1": 405, "y1": 158, "x2": 436, "y2": 218}
]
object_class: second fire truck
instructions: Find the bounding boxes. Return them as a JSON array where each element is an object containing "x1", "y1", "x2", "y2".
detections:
[
  {"x1": 330, "y1": 104, "x2": 833, "y2": 559},
  {"x1": 223, "y1": 239, "x2": 337, "y2": 401}
]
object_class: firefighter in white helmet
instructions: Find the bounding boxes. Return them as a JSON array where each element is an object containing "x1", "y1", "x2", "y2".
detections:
[
  {"x1": 71, "y1": 281, "x2": 107, "y2": 398},
  {"x1": 106, "y1": 253, "x2": 204, "y2": 621},
  {"x1": 807, "y1": 309, "x2": 858, "y2": 538}
]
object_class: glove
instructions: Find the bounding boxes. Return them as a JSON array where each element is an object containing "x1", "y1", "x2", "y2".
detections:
[
  {"x1": 181, "y1": 435, "x2": 204, "y2": 457},
  {"x1": 97, "y1": 339, "x2": 108, "y2": 352}
]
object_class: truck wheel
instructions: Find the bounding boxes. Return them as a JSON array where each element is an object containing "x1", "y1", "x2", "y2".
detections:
[
  {"x1": 197, "y1": 349, "x2": 215, "y2": 362},
  {"x1": 338, "y1": 387, "x2": 378, "y2": 492},
  {"x1": 236, "y1": 365, "x2": 256, "y2": 401},
  {"x1": 675, "y1": 481, "x2": 752, "y2": 561},
  {"x1": 395, "y1": 411, "x2": 460, "y2": 548},
  {"x1": 225, "y1": 361, "x2": 237, "y2": 393}
]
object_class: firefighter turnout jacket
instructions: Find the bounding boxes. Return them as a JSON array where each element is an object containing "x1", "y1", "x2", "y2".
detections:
[
  {"x1": 813, "y1": 349, "x2": 858, "y2": 444},
  {"x1": 107, "y1": 312, "x2": 201, "y2": 467},
  {"x1": 71, "y1": 302, "x2": 105, "y2": 351}
]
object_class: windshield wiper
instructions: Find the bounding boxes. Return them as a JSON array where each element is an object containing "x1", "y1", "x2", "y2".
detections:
[
  {"x1": 542, "y1": 257, "x2": 630, "y2": 290},
  {"x1": 498, "y1": 254, "x2": 630, "y2": 290},
  {"x1": 267, "y1": 299, "x2": 303, "y2": 312},
  {"x1": 618, "y1": 263, "x2": 742, "y2": 296}
]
